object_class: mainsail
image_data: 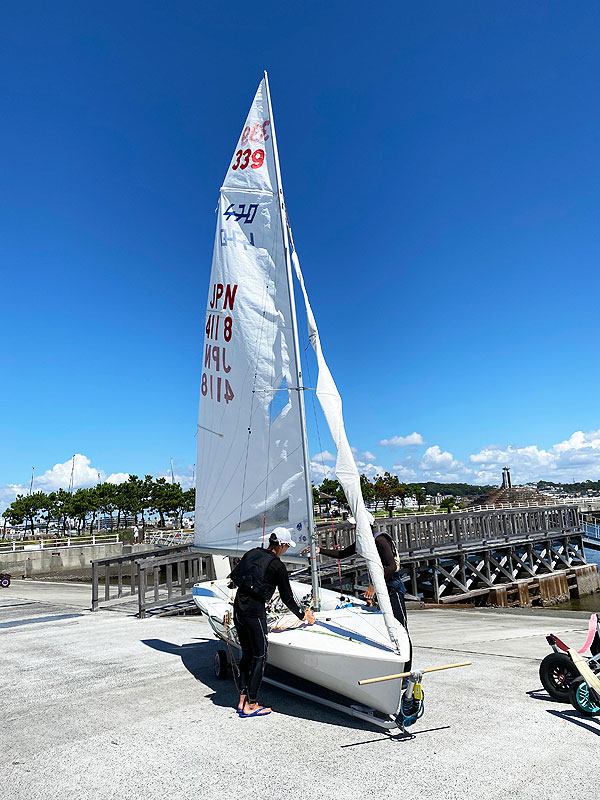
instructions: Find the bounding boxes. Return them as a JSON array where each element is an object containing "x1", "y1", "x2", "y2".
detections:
[
  {"x1": 194, "y1": 78, "x2": 310, "y2": 554},
  {"x1": 195, "y1": 74, "x2": 401, "y2": 651}
]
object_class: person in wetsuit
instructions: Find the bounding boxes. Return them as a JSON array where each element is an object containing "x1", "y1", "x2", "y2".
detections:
[
  {"x1": 232, "y1": 527, "x2": 315, "y2": 717},
  {"x1": 318, "y1": 525, "x2": 412, "y2": 671}
]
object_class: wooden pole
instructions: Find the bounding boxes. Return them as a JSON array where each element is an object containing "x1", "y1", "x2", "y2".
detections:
[{"x1": 358, "y1": 661, "x2": 472, "y2": 685}]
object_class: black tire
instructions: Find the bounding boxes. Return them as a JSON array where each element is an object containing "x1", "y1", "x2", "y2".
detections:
[
  {"x1": 569, "y1": 675, "x2": 600, "y2": 717},
  {"x1": 0, "y1": 576, "x2": 10, "y2": 588},
  {"x1": 539, "y1": 652, "x2": 578, "y2": 701},
  {"x1": 214, "y1": 648, "x2": 228, "y2": 680}
]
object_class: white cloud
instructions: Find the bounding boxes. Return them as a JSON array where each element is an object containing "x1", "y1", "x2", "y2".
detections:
[
  {"x1": 467, "y1": 430, "x2": 600, "y2": 483},
  {"x1": 153, "y1": 464, "x2": 196, "y2": 490},
  {"x1": 32, "y1": 454, "x2": 102, "y2": 492},
  {"x1": 0, "y1": 455, "x2": 195, "y2": 515},
  {"x1": 312, "y1": 450, "x2": 336, "y2": 463},
  {"x1": 421, "y1": 446, "x2": 459, "y2": 470},
  {"x1": 391, "y1": 464, "x2": 418, "y2": 480},
  {"x1": 354, "y1": 460, "x2": 387, "y2": 480},
  {"x1": 351, "y1": 446, "x2": 377, "y2": 462},
  {"x1": 310, "y1": 460, "x2": 335, "y2": 483},
  {"x1": 380, "y1": 432, "x2": 426, "y2": 447},
  {"x1": 106, "y1": 472, "x2": 130, "y2": 485}
]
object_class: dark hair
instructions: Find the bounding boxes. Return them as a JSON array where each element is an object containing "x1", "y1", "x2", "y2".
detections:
[{"x1": 268, "y1": 533, "x2": 279, "y2": 548}]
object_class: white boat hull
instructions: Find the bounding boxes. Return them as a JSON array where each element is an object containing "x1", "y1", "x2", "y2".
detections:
[{"x1": 193, "y1": 578, "x2": 411, "y2": 716}]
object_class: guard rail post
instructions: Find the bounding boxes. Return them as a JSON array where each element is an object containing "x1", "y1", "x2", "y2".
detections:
[{"x1": 91, "y1": 561, "x2": 99, "y2": 611}]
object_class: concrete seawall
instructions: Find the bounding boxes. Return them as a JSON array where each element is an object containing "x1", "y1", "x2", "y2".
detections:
[{"x1": 0, "y1": 542, "x2": 153, "y2": 578}]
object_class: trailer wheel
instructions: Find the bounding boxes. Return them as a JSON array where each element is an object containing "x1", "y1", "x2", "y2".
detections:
[
  {"x1": 569, "y1": 676, "x2": 600, "y2": 717},
  {"x1": 539, "y1": 653, "x2": 578, "y2": 701},
  {"x1": 214, "y1": 649, "x2": 228, "y2": 680},
  {"x1": 0, "y1": 576, "x2": 10, "y2": 588}
]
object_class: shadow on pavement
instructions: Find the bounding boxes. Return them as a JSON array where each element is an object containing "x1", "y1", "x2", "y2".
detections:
[
  {"x1": 547, "y1": 708, "x2": 600, "y2": 736},
  {"x1": 142, "y1": 637, "x2": 397, "y2": 733},
  {"x1": 525, "y1": 688, "x2": 565, "y2": 704}
]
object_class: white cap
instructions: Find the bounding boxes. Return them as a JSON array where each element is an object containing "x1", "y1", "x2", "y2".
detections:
[{"x1": 271, "y1": 527, "x2": 297, "y2": 548}]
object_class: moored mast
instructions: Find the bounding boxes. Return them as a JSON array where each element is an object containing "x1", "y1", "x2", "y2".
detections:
[{"x1": 262, "y1": 71, "x2": 320, "y2": 607}]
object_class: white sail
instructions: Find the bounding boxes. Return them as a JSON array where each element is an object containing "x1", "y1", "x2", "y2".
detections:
[
  {"x1": 194, "y1": 80, "x2": 309, "y2": 554},
  {"x1": 289, "y1": 245, "x2": 402, "y2": 652}
]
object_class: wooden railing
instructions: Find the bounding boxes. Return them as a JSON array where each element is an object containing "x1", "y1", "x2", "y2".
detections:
[
  {"x1": 91, "y1": 544, "x2": 189, "y2": 611},
  {"x1": 137, "y1": 550, "x2": 207, "y2": 618},
  {"x1": 317, "y1": 505, "x2": 582, "y2": 556}
]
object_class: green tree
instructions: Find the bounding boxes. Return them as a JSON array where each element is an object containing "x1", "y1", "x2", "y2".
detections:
[
  {"x1": 95, "y1": 482, "x2": 117, "y2": 532},
  {"x1": 396, "y1": 483, "x2": 410, "y2": 508},
  {"x1": 318, "y1": 478, "x2": 342, "y2": 516},
  {"x1": 439, "y1": 497, "x2": 455, "y2": 513},
  {"x1": 52, "y1": 489, "x2": 73, "y2": 534},
  {"x1": 70, "y1": 488, "x2": 93, "y2": 534},
  {"x1": 150, "y1": 478, "x2": 183, "y2": 528},
  {"x1": 121, "y1": 475, "x2": 145, "y2": 530},
  {"x1": 5, "y1": 493, "x2": 46, "y2": 537},
  {"x1": 113, "y1": 482, "x2": 131, "y2": 531},
  {"x1": 360, "y1": 474, "x2": 374, "y2": 506},
  {"x1": 179, "y1": 487, "x2": 195, "y2": 527},
  {"x1": 411, "y1": 486, "x2": 426, "y2": 511},
  {"x1": 373, "y1": 472, "x2": 403, "y2": 514},
  {"x1": 40, "y1": 492, "x2": 58, "y2": 535}
]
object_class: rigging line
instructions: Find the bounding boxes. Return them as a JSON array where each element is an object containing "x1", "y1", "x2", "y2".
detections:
[{"x1": 291, "y1": 230, "x2": 326, "y2": 592}]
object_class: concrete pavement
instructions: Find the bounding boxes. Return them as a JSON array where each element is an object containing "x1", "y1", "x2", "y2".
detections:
[{"x1": 2, "y1": 581, "x2": 599, "y2": 800}]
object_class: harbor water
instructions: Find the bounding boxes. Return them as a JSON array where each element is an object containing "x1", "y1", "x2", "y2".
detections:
[{"x1": 548, "y1": 546, "x2": 600, "y2": 612}]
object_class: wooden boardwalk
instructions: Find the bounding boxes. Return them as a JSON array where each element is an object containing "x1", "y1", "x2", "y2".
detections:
[{"x1": 315, "y1": 504, "x2": 599, "y2": 605}]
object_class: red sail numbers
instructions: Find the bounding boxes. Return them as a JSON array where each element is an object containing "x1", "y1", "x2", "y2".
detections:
[
  {"x1": 232, "y1": 120, "x2": 269, "y2": 171},
  {"x1": 203, "y1": 282, "x2": 237, "y2": 405}
]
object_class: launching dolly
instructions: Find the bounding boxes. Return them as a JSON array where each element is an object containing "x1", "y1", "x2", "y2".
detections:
[
  {"x1": 566, "y1": 647, "x2": 600, "y2": 718},
  {"x1": 214, "y1": 644, "x2": 471, "y2": 732},
  {"x1": 358, "y1": 661, "x2": 472, "y2": 730}
]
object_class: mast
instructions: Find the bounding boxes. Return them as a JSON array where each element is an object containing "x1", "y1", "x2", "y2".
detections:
[{"x1": 263, "y1": 71, "x2": 320, "y2": 606}]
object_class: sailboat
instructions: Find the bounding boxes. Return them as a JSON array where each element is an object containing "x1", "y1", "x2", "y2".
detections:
[{"x1": 192, "y1": 73, "x2": 412, "y2": 727}]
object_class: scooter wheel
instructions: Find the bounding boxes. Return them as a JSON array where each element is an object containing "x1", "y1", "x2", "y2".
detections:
[
  {"x1": 214, "y1": 648, "x2": 228, "y2": 680},
  {"x1": 539, "y1": 653, "x2": 578, "y2": 701},
  {"x1": 569, "y1": 676, "x2": 600, "y2": 717}
]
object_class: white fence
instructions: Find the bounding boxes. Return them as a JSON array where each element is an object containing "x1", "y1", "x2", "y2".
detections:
[{"x1": 0, "y1": 533, "x2": 121, "y2": 554}]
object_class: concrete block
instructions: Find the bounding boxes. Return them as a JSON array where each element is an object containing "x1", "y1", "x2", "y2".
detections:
[{"x1": 573, "y1": 564, "x2": 600, "y2": 597}]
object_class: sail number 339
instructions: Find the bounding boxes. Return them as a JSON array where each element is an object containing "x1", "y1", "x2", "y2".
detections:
[{"x1": 232, "y1": 148, "x2": 264, "y2": 170}]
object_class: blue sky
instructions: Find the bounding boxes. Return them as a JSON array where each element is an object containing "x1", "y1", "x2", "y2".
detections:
[{"x1": 2, "y1": 1, "x2": 600, "y2": 506}]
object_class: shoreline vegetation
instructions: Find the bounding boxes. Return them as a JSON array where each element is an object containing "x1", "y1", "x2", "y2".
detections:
[
  {"x1": 2, "y1": 475, "x2": 195, "y2": 539},
  {"x1": 5, "y1": 472, "x2": 600, "y2": 542}
]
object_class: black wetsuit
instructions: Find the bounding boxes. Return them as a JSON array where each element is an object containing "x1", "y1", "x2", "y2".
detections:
[
  {"x1": 320, "y1": 533, "x2": 412, "y2": 670},
  {"x1": 233, "y1": 548, "x2": 304, "y2": 704}
]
